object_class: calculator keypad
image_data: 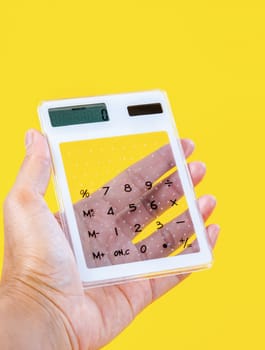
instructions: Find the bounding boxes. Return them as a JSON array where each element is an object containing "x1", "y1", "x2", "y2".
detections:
[{"x1": 60, "y1": 132, "x2": 198, "y2": 268}]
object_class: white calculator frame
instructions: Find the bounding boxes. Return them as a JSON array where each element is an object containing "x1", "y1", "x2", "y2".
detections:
[{"x1": 38, "y1": 90, "x2": 212, "y2": 288}]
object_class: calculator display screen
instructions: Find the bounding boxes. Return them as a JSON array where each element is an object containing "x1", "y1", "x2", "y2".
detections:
[
  {"x1": 49, "y1": 103, "x2": 109, "y2": 127},
  {"x1": 60, "y1": 131, "x2": 199, "y2": 268}
]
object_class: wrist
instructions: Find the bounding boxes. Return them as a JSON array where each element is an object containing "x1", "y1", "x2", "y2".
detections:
[{"x1": 0, "y1": 282, "x2": 75, "y2": 350}]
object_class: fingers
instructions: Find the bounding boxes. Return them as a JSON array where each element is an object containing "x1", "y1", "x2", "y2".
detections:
[
  {"x1": 13, "y1": 129, "x2": 51, "y2": 198},
  {"x1": 135, "y1": 195, "x2": 216, "y2": 258},
  {"x1": 3, "y1": 129, "x2": 53, "y2": 254},
  {"x1": 87, "y1": 140, "x2": 195, "y2": 212},
  {"x1": 116, "y1": 161, "x2": 206, "y2": 238}
]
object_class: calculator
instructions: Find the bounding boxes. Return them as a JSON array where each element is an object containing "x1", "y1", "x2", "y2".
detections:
[{"x1": 38, "y1": 90, "x2": 212, "y2": 288}]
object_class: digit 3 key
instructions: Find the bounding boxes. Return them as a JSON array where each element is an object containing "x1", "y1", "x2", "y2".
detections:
[{"x1": 38, "y1": 90, "x2": 213, "y2": 288}]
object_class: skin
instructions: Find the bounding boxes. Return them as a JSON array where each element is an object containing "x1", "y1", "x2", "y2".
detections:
[{"x1": 0, "y1": 129, "x2": 219, "y2": 350}]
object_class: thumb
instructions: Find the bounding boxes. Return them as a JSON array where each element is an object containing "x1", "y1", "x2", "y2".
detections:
[
  {"x1": 3, "y1": 129, "x2": 53, "y2": 279},
  {"x1": 14, "y1": 129, "x2": 51, "y2": 197},
  {"x1": 3, "y1": 130, "x2": 80, "y2": 292}
]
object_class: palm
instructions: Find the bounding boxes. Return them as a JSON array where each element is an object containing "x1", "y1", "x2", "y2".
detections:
[
  {"x1": 2, "y1": 133, "x2": 217, "y2": 350},
  {"x1": 82, "y1": 275, "x2": 182, "y2": 349}
]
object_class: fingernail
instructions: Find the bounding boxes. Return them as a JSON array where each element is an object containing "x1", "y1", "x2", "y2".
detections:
[
  {"x1": 183, "y1": 139, "x2": 195, "y2": 155},
  {"x1": 209, "y1": 225, "x2": 220, "y2": 246},
  {"x1": 196, "y1": 161, "x2": 206, "y2": 176},
  {"x1": 187, "y1": 139, "x2": 195, "y2": 149},
  {"x1": 200, "y1": 162, "x2": 206, "y2": 171},
  {"x1": 204, "y1": 194, "x2": 217, "y2": 206},
  {"x1": 25, "y1": 130, "x2": 34, "y2": 150},
  {"x1": 210, "y1": 195, "x2": 217, "y2": 206},
  {"x1": 198, "y1": 195, "x2": 217, "y2": 219}
]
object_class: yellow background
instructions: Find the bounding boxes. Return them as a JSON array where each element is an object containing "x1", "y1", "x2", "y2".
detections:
[{"x1": 0, "y1": 1, "x2": 264, "y2": 349}]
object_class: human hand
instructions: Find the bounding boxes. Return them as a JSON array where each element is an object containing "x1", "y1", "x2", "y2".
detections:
[
  {"x1": 0, "y1": 129, "x2": 219, "y2": 350},
  {"x1": 73, "y1": 142, "x2": 213, "y2": 267}
]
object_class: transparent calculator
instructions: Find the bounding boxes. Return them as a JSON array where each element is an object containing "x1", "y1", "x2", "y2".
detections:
[{"x1": 38, "y1": 90, "x2": 212, "y2": 288}]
